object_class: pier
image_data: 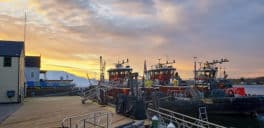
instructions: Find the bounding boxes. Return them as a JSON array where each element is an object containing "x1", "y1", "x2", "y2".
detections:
[{"x1": 0, "y1": 96, "x2": 132, "y2": 128}]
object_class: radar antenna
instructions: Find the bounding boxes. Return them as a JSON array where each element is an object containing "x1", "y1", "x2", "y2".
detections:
[
  {"x1": 206, "y1": 58, "x2": 229, "y2": 66},
  {"x1": 152, "y1": 59, "x2": 176, "y2": 68}
]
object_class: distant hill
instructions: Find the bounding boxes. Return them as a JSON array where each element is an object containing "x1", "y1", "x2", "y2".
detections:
[
  {"x1": 40, "y1": 71, "x2": 98, "y2": 87},
  {"x1": 230, "y1": 76, "x2": 264, "y2": 85}
]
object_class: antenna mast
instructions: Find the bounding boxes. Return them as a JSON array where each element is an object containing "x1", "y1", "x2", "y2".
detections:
[{"x1": 24, "y1": 11, "x2": 27, "y2": 54}]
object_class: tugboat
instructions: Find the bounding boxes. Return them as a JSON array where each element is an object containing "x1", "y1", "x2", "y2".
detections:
[
  {"x1": 146, "y1": 59, "x2": 177, "y2": 86},
  {"x1": 96, "y1": 58, "x2": 146, "y2": 119},
  {"x1": 145, "y1": 59, "x2": 186, "y2": 86},
  {"x1": 106, "y1": 59, "x2": 134, "y2": 103},
  {"x1": 153, "y1": 58, "x2": 264, "y2": 117},
  {"x1": 144, "y1": 59, "x2": 188, "y2": 98}
]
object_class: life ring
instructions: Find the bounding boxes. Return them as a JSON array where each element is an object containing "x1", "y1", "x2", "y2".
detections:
[{"x1": 228, "y1": 90, "x2": 235, "y2": 97}]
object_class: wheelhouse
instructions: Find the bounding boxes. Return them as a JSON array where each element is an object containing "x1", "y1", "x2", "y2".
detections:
[
  {"x1": 146, "y1": 60, "x2": 177, "y2": 85},
  {"x1": 108, "y1": 66, "x2": 132, "y2": 82},
  {"x1": 107, "y1": 59, "x2": 132, "y2": 85}
]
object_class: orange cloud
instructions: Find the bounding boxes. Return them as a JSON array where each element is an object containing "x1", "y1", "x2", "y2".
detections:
[
  {"x1": 0, "y1": 0, "x2": 13, "y2": 2},
  {"x1": 0, "y1": 0, "x2": 263, "y2": 80}
]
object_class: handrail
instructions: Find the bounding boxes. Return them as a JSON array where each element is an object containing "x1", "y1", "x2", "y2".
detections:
[
  {"x1": 147, "y1": 107, "x2": 226, "y2": 128},
  {"x1": 83, "y1": 87, "x2": 97, "y2": 96},
  {"x1": 61, "y1": 111, "x2": 113, "y2": 128},
  {"x1": 148, "y1": 108, "x2": 206, "y2": 128},
  {"x1": 159, "y1": 107, "x2": 225, "y2": 128},
  {"x1": 84, "y1": 121, "x2": 105, "y2": 128}
]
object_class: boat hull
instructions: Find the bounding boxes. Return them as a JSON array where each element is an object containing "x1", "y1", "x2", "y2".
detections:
[{"x1": 157, "y1": 96, "x2": 264, "y2": 116}]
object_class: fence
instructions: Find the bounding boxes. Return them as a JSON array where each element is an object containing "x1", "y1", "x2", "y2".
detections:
[{"x1": 61, "y1": 111, "x2": 113, "y2": 128}]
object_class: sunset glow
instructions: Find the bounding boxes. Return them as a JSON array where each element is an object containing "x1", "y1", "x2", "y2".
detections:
[{"x1": 0, "y1": 0, "x2": 263, "y2": 79}]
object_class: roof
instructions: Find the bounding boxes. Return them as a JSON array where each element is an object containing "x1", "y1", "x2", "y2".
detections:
[
  {"x1": 40, "y1": 70, "x2": 47, "y2": 73},
  {"x1": 0, "y1": 40, "x2": 24, "y2": 57},
  {"x1": 25, "y1": 56, "x2": 41, "y2": 68}
]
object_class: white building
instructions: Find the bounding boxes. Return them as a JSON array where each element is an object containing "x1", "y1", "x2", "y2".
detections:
[
  {"x1": 25, "y1": 56, "x2": 40, "y2": 86},
  {"x1": 0, "y1": 40, "x2": 25, "y2": 103}
]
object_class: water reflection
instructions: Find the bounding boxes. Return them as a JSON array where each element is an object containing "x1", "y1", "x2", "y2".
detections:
[
  {"x1": 257, "y1": 114, "x2": 264, "y2": 128},
  {"x1": 208, "y1": 85, "x2": 264, "y2": 128}
]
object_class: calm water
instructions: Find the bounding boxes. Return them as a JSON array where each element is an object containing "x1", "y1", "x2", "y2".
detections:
[
  {"x1": 210, "y1": 85, "x2": 264, "y2": 128},
  {"x1": 209, "y1": 114, "x2": 264, "y2": 128}
]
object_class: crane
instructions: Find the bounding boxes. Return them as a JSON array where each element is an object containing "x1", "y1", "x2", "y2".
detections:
[{"x1": 86, "y1": 73, "x2": 93, "y2": 86}]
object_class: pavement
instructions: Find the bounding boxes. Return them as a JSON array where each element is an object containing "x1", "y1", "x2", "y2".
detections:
[
  {"x1": 0, "y1": 104, "x2": 21, "y2": 124},
  {"x1": 0, "y1": 96, "x2": 133, "y2": 128}
]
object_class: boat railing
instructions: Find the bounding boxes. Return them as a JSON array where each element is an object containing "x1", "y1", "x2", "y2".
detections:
[
  {"x1": 82, "y1": 87, "x2": 97, "y2": 96},
  {"x1": 167, "y1": 88, "x2": 204, "y2": 100},
  {"x1": 80, "y1": 87, "x2": 98, "y2": 104},
  {"x1": 61, "y1": 111, "x2": 113, "y2": 128},
  {"x1": 147, "y1": 107, "x2": 226, "y2": 128}
]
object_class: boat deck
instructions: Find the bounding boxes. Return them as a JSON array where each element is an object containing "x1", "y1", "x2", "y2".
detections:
[{"x1": 0, "y1": 96, "x2": 133, "y2": 128}]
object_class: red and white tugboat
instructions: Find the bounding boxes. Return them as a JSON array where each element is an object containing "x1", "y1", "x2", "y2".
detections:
[
  {"x1": 154, "y1": 58, "x2": 264, "y2": 117},
  {"x1": 106, "y1": 59, "x2": 133, "y2": 102},
  {"x1": 97, "y1": 58, "x2": 146, "y2": 119},
  {"x1": 146, "y1": 59, "x2": 177, "y2": 86},
  {"x1": 144, "y1": 59, "x2": 187, "y2": 95}
]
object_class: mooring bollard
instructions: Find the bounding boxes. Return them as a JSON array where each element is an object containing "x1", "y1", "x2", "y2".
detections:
[
  {"x1": 152, "y1": 115, "x2": 159, "y2": 128},
  {"x1": 167, "y1": 122, "x2": 176, "y2": 128}
]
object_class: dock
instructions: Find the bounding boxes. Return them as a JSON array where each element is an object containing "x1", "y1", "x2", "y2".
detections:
[{"x1": 0, "y1": 96, "x2": 133, "y2": 128}]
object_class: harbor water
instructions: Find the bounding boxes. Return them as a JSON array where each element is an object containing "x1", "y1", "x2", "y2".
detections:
[
  {"x1": 209, "y1": 114, "x2": 264, "y2": 128},
  {"x1": 209, "y1": 85, "x2": 264, "y2": 128}
]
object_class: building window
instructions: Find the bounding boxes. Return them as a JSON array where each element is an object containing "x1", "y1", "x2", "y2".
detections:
[
  {"x1": 3, "y1": 57, "x2": 12, "y2": 67},
  {"x1": 31, "y1": 72, "x2": 34, "y2": 78}
]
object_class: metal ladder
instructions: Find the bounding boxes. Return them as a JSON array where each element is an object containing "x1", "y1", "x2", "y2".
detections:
[
  {"x1": 199, "y1": 107, "x2": 208, "y2": 121},
  {"x1": 81, "y1": 87, "x2": 97, "y2": 104},
  {"x1": 198, "y1": 107, "x2": 209, "y2": 127}
]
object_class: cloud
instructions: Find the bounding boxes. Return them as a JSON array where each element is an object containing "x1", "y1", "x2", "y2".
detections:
[{"x1": 0, "y1": 0, "x2": 263, "y2": 78}]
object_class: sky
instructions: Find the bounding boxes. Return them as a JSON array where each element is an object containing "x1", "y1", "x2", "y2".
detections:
[{"x1": 0, "y1": 0, "x2": 263, "y2": 79}]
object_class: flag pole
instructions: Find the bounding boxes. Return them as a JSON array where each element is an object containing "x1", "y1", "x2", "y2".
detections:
[{"x1": 23, "y1": 11, "x2": 27, "y2": 98}]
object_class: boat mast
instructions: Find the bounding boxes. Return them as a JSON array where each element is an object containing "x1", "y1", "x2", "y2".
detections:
[
  {"x1": 193, "y1": 57, "x2": 197, "y2": 86},
  {"x1": 99, "y1": 56, "x2": 105, "y2": 84},
  {"x1": 143, "y1": 60, "x2": 147, "y2": 87}
]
